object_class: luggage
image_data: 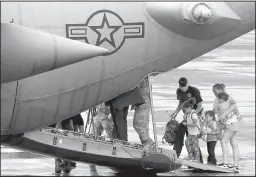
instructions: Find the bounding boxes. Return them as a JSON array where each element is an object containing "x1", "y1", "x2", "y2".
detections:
[{"x1": 163, "y1": 119, "x2": 179, "y2": 145}]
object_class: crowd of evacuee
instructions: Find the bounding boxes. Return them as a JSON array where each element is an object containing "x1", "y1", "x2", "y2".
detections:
[
  {"x1": 162, "y1": 77, "x2": 243, "y2": 173},
  {"x1": 49, "y1": 76, "x2": 243, "y2": 173}
]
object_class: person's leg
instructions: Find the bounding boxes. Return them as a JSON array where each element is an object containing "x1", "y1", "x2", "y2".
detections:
[
  {"x1": 102, "y1": 118, "x2": 114, "y2": 138},
  {"x1": 89, "y1": 164, "x2": 97, "y2": 172},
  {"x1": 73, "y1": 125, "x2": 79, "y2": 132},
  {"x1": 61, "y1": 120, "x2": 76, "y2": 167},
  {"x1": 211, "y1": 141, "x2": 217, "y2": 165},
  {"x1": 122, "y1": 106, "x2": 129, "y2": 141},
  {"x1": 219, "y1": 130, "x2": 233, "y2": 166},
  {"x1": 230, "y1": 132, "x2": 239, "y2": 167},
  {"x1": 191, "y1": 135, "x2": 200, "y2": 162},
  {"x1": 198, "y1": 147, "x2": 203, "y2": 163},
  {"x1": 110, "y1": 106, "x2": 118, "y2": 139},
  {"x1": 133, "y1": 105, "x2": 153, "y2": 145},
  {"x1": 208, "y1": 141, "x2": 217, "y2": 165},
  {"x1": 112, "y1": 108, "x2": 126, "y2": 141},
  {"x1": 185, "y1": 135, "x2": 193, "y2": 160},
  {"x1": 173, "y1": 122, "x2": 187, "y2": 157},
  {"x1": 207, "y1": 142, "x2": 211, "y2": 164},
  {"x1": 93, "y1": 115, "x2": 103, "y2": 136},
  {"x1": 95, "y1": 123, "x2": 104, "y2": 137},
  {"x1": 78, "y1": 125, "x2": 85, "y2": 133},
  {"x1": 76, "y1": 115, "x2": 85, "y2": 133}
]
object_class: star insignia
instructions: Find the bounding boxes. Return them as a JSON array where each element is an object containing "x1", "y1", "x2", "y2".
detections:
[{"x1": 89, "y1": 13, "x2": 121, "y2": 48}]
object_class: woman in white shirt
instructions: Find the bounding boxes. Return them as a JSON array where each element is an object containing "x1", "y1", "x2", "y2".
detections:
[{"x1": 212, "y1": 85, "x2": 240, "y2": 172}]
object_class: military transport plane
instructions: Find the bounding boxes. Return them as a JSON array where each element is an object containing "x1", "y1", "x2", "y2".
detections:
[{"x1": 1, "y1": 1, "x2": 255, "y2": 174}]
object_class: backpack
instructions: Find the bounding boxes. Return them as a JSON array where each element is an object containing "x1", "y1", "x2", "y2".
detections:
[{"x1": 163, "y1": 119, "x2": 179, "y2": 145}]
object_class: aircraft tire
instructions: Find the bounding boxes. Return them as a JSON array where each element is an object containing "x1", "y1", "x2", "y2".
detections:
[
  {"x1": 63, "y1": 169, "x2": 71, "y2": 174},
  {"x1": 55, "y1": 159, "x2": 62, "y2": 174},
  {"x1": 55, "y1": 169, "x2": 62, "y2": 174}
]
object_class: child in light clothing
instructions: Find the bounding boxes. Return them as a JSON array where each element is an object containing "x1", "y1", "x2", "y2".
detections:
[
  {"x1": 212, "y1": 83, "x2": 243, "y2": 122},
  {"x1": 215, "y1": 92, "x2": 239, "y2": 130},
  {"x1": 181, "y1": 98, "x2": 201, "y2": 163},
  {"x1": 204, "y1": 110, "x2": 220, "y2": 165}
]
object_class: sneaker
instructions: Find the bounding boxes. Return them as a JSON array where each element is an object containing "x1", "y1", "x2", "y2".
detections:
[
  {"x1": 217, "y1": 162, "x2": 228, "y2": 168},
  {"x1": 207, "y1": 162, "x2": 216, "y2": 166},
  {"x1": 70, "y1": 162, "x2": 76, "y2": 167},
  {"x1": 228, "y1": 164, "x2": 234, "y2": 168},
  {"x1": 233, "y1": 166, "x2": 239, "y2": 173},
  {"x1": 89, "y1": 164, "x2": 97, "y2": 172},
  {"x1": 191, "y1": 159, "x2": 201, "y2": 163}
]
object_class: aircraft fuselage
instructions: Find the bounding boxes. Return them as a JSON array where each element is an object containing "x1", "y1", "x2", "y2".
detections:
[{"x1": 1, "y1": 2, "x2": 255, "y2": 136}]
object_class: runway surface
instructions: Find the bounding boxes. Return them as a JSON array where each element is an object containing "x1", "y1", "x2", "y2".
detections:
[{"x1": 1, "y1": 30, "x2": 255, "y2": 176}]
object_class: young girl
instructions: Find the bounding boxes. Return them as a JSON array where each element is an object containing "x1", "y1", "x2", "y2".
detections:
[
  {"x1": 204, "y1": 110, "x2": 220, "y2": 165},
  {"x1": 212, "y1": 83, "x2": 243, "y2": 121},
  {"x1": 215, "y1": 92, "x2": 240, "y2": 172},
  {"x1": 181, "y1": 98, "x2": 201, "y2": 163}
]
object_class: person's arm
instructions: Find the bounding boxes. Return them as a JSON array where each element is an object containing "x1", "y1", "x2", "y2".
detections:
[
  {"x1": 220, "y1": 96, "x2": 236, "y2": 117},
  {"x1": 162, "y1": 131, "x2": 167, "y2": 143},
  {"x1": 169, "y1": 89, "x2": 182, "y2": 118},
  {"x1": 195, "y1": 101, "x2": 203, "y2": 114},
  {"x1": 207, "y1": 122, "x2": 219, "y2": 134},
  {"x1": 213, "y1": 99, "x2": 217, "y2": 114},
  {"x1": 193, "y1": 87, "x2": 203, "y2": 114},
  {"x1": 207, "y1": 128, "x2": 219, "y2": 134},
  {"x1": 183, "y1": 113, "x2": 198, "y2": 127},
  {"x1": 183, "y1": 119, "x2": 197, "y2": 127},
  {"x1": 172, "y1": 102, "x2": 182, "y2": 118}
]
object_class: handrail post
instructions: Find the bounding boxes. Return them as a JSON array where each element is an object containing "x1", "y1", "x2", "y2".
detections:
[{"x1": 148, "y1": 75, "x2": 158, "y2": 153}]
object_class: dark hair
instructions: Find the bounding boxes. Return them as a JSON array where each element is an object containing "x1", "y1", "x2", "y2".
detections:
[
  {"x1": 217, "y1": 92, "x2": 229, "y2": 101},
  {"x1": 182, "y1": 98, "x2": 196, "y2": 109},
  {"x1": 179, "y1": 77, "x2": 188, "y2": 87},
  {"x1": 205, "y1": 110, "x2": 216, "y2": 121},
  {"x1": 213, "y1": 83, "x2": 225, "y2": 90}
]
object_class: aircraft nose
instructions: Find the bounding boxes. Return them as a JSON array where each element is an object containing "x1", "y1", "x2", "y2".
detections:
[{"x1": 1, "y1": 23, "x2": 108, "y2": 83}]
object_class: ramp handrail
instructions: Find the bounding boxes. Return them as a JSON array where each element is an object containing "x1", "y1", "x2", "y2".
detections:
[{"x1": 37, "y1": 128, "x2": 146, "y2": 150}]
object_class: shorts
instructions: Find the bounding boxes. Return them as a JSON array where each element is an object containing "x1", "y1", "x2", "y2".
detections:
[
  {"x1": 224, "y1": 121, "x2": 240, "y2": 132},
  {"x1": 70, "y1": 114, "x2": 84, "y2": 126}
]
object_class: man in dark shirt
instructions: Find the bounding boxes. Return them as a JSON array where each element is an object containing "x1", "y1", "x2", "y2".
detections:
[{"x1": 166, "y1": 77, "x2": 204, "y2": 162}]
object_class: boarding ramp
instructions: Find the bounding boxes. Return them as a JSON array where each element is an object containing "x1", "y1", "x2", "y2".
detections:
[{"x1": 175, "y1": 158, "x2": 235, "y2": 173}]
